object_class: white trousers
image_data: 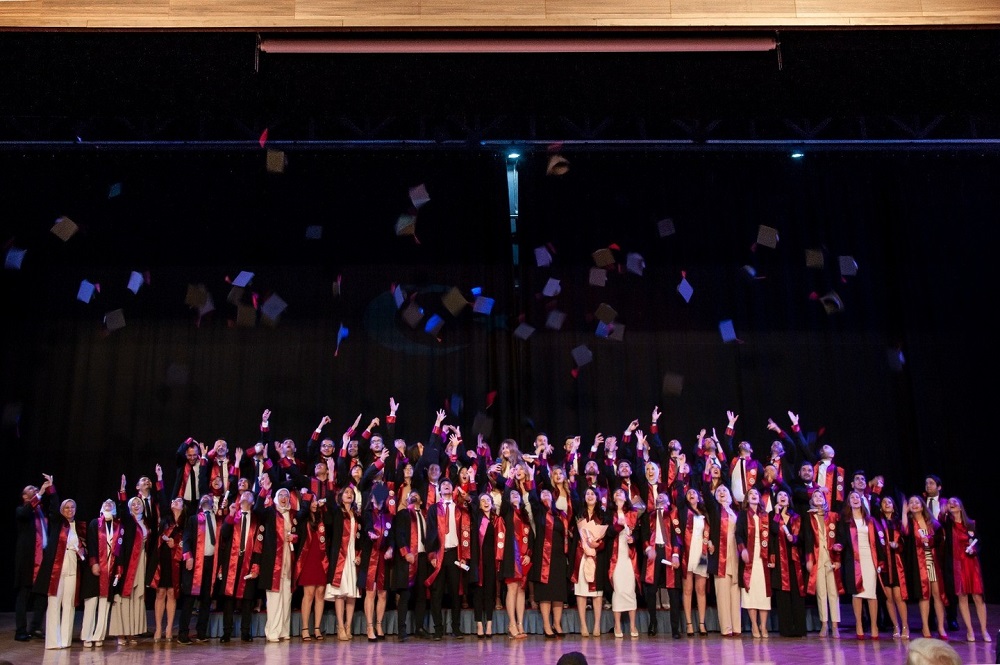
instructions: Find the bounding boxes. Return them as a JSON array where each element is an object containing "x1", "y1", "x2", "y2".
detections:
[
  {"x1": 264, "y1": 576, "x2": 292, "y2": 641},
  {"x1": 81, "y1": 596, "x2": 111, "y2": 643},
  {"x1": 45, "y1": 570, "x2": 77, "y2": 649},
  {"x1": 714, "y1": 572, "x2": 742, "y2": 634}
]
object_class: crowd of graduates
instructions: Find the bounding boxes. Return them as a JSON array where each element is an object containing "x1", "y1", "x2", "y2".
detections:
[{"x1": 14, "y1": 400, "x2": 991, "y2": 649}]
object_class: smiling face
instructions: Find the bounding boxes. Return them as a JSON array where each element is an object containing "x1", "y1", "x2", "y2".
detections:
[
  {"x1": 715, "y1": 485, "x2": 732, "y2": 506},
  {"x1": 129, "y1": 497, "x2": 144, "y2": 517},
  {"x1": 479, "y1": 495, "x2": 493, "y2": 513},
  {"x1": 275, "y1": 489, "x2": 291, "y2": 509},
  {"x1": 584, "y1": 488, "x2": 598, "y2": 507},
  {"x1": 880, "y1": 497, "x2": 895, "y2": 517},
  {"x1": 686, "y1": 489, "x2": 700, "y2": 507},
  {"x1": 848, "y1": 491, "x2": 863, "y2": 509},
  {"x1": 61, "y1": 500, "x2": 76, "y2": 521},
  {"x1": 645, "y1": 462, "x2": 660, "y2": 483},
  {"x1": 341, "y1": 486, "x2": 355, "y2": 507},
  {"x1": 746, "y1": 488, "x2": 761, "y2": 509},
  {"x1": 551, "y1": 467, "x2": 566, "y2": 485},
  {"x1": 908, "y1": 495, "x2": 924, "y2": 514}
]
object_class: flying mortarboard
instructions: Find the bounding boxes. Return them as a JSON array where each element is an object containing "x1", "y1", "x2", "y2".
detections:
[
  {"x1": 626, "y1": 253, "x2": 645, "y2": 276},
  {"x1": 571, "y1": 344, "x2": 593, "y2": 367},
  {"x1": 608, "y1": 323, "x2": 625, "y2": 342},
  {"x1": 719, "y1": 319, "x2": 738, "y2": 343},
  {"x1": 594, "y1": 303, "x2": 617, "y2": 324},
  {"x1": 662, "y1": 371, "x2": 684, "y2": 397},
  {"x1": 104, "y1": 309, "x2": 126, "y2": 332},
  {"x1": 542, "y1": 278, "x2": 561, "y2": 297},
  {"x1": 513, "y1": 322, "x2": 535, "y2": 340},
  {"x1": 4, "y1": 247, "x2": 26, "y2": 270},
  {"x1": 77, "y1": 279, "x2": 97, "y2": 303},
  {"x1": 535, "y1": 246, "x2": 553, "y2": 267},
  {"x1": 393, "y1": 285, "x2": 406, "y2": 309},
  {"x1": 185, "y1": 284, "x2": 209, "y2": 309},
  {"x1": 232, "y1": 271, "x2": 254, "y2": 288},
  {"x1": 401, "y1": 302, "x2": 423, "y2": 329},
  {"x1": 545, "y1": 310, "x2": 566, "y2": 330},
  {"x1": 657, "y1": 218, "x2": 676, "y2": 238},
  {"x1": 305, "y1": 225, "x2": 323, "y2": 240},
  {"x1": 108, "y1": 182, "x2": 122, "y2": 198},
  {"x1": 838, "y1": 256, "x2": 858, "y2": 277},
  {"x1": 595, "y1": 321, "x2": 611, "y2": 338},
  {"x1": 265, "y1": 149, "x2": 287, "y2": 174},
  {"x1": 424, "y1": 314, "x2": 445, "y2": 336},
  {"x1": 51, "y1": 216, "x2": 79, "y2": 242},
  {"x1": 236, "y1": 304, "x2": 257, "y2": 328},
  {"x1": 127, "y1": 271, "x2": 144, "y2": 294},
  {"x1": 441, "y1": 288, "x2": 468, "y2": 317},
  {"x1": 409, "y1": 183, "x2": 431, "y2": 210},
  {"x1": 260, "y1": 294, "x2": 287, "y2": 322},
  {"x1": 819, "y1": 291, "x2": 844, "y2": 315},
  {"x1": 589, "y1": 268, "x2": 607, "y2": 287},
  {"x1": 546, "y1": 154, "x2": 570, "y2": 176},
  {"x1": 756, "y1": 225, "x2": 779, "y2": 249},
  {"x1": 592, "y1": 247, "x2": 615, "y2": 268},
  {"x1": 805, "y1": 249, "x2": 825, "y2": 269},
  {"x1": 677, "y1": 276, "x2": 694, "y2": 303},
  {"x1": 472, "y1": 411, "x2": 494, "y2": 438},
  {"x1": 395, "y1": 213, "x2": 417, "y2": 237},
  {"x1": 472, "y1": 296, "x2": 495, "y2": 315}
]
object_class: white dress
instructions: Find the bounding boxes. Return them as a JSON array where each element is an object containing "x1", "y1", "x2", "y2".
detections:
[
  {"x1": 740, "y1": 514, "x2": 771, "y2": 610},
  {"x1": 329, "y1": 514, "x2": 359, "y2": 598},
  {"x1": 854, "y1": 517, "x2": 877, "y2": 600},
  {"x1": 686, "y1": 514, "x2": 709, "y2": 577},
  {"x1": 611, "y1": 523, "x2": 637, "y2": 612},
  {"x1": 110, "y1": 521, "x2": 148, "y2": 637}
]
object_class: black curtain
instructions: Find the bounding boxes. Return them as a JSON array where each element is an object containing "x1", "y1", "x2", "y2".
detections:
[{"x1": 3, "y1": 148, "x2": 998, "y2": 607}]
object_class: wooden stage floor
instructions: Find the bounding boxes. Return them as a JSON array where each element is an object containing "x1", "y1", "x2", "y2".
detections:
[{"x1": 2, "y1": 605, "x2": 997, "y2": 665}]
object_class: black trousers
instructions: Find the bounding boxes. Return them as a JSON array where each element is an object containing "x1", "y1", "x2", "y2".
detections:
[
  {"x1": 15, "y1": 586, "x2": 45, "y2": 635},
  {"x1": 430, "y1": 547, "x2": 462, "y2": 635},
  {"x1": 220, "y1": 578, "x2": 257, "y2": 638},
  {"x1": 179, "y1": 555, "x2": 215, "y2": 639},
  {"x1": 472, "y1": 563, "x2": 497, "y2": 624},
  {"x1": 774, "y1": 587, "x2": 807, "y2": 637},
  {"x1": 397, "y1": 552, "x2": 433, "y2": 636}
]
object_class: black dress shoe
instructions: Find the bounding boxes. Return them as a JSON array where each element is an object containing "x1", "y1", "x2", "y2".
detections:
[
  {"x1": 220, "y1": 636, "x2": 231, "y2": 643},
  {"x1": 433, "y1": 633, "x2": 443, "y2": 641},
  {"x1": 241, "y1": 635, "x2": 253, "y2": 642},
  {"x1": 397, "y1": 632, "x2": 408, "y2": 642},
  {"x1": 414, "y1": 629, "x2": 430, "y2": 640},
  {"x1": 672, "y1": 631, "x2": 681, "y2": 639},
  {"x1": 177, "y1": 635, "x2": 193, "y2": 645},
  {"x1": 30, "y1": 629, "x2": 44, "y2": 639},
  {"x1": 15, "y1": 633, "x2": 30, "y2": 642},
  {"x1": 453, "y1": 632, "x2": 465, "y2": 640}
]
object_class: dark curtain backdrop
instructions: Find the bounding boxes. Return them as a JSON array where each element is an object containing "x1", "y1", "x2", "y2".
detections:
[{"x1": 3, "y1": 148, "x2": 998, "y2": 607}]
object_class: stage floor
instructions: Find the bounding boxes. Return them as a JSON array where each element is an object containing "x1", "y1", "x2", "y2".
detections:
[{"x1": 2, "y1": 606, "x2": 997, "y2": 665}]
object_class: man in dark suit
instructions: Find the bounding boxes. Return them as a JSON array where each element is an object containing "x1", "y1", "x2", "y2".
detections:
[{"x1": 14, "y1": 474, "x2": 54, "y2": 641}]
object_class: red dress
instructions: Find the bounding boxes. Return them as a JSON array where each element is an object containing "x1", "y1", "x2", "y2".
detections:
[
  {"x1": 296, "y1": 521, "x2": 329, "y2": 587},
  {"x1": 949, "y1": 518, "x2": 984, "y2": 595}
]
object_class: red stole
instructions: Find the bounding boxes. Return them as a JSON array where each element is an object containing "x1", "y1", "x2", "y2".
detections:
[
  {"x1": 477, "y1": 515, "x2": 502, "y2": 582},
  {"x1": 188, "y1": 512, "x2": 221, "y2": 596},
  {"x1": 425, "y1": 502, "x2": 471, "y2": 587},
  {"x1": 32, "y1": 500, "x2": 47, "y2": 584},
  {"x1": 401, "y1": 507, "x2": 421, "y2": 586},
  {"x1": 806, "y1": 511, "x2": 844, "y2": 595},
  {"x1": 814, "y1": 462, "x2": 845, "y2": 505},
  {"x1": 773, "y1": 511, "x2": 804, "y2": 595},
  {"x1": 221, "y1": 514, "x2": 263, "y2": 597},
  {"x1": 847, "y1": 514, "x2": 879, "y2": 594},
  {"x1": 426, "y1": 484, "x2": 437, "y2": 507},
  {"x1": 364, "y1": 509, "x2": 390, "y2": 590},
  {"x1": 875, "y1": 518, "x2": 908, "y2": 600},
  {"x1": 609, "y1": 511, "x2": 639, "y2": 588},
  {"x1": 47, "y1": 521, "x2": 87, "y2": 597},
  {"x1": 907, "y1": 518, "x2": 946, "y2": 602},
  {"x1": 116, "y1": 517, "x2": 146, "y2": 598},
  {"x1": 717, "y1": 507, "x2": 734, "y2": 572},
  {"x1": 510, "y1": 508, "x2": 532, "y2": 585},
  {"x1": 330, "y1": 512, "x2": 357, "y2": 587},
  {"x1": 537, "y1": 509, "x2": 567, "y2": 584},
  {"x1": 308, "y1": 477, "x2": 336, "y2": 506},
  {"x1": 683, "y1": 510, "x2": 708, "y2": 560},
  {"x1": 730, "y1": 457, "x2": 759, "y2": 492},
  {"x1": 92, "y1": 518, "x2": 119, "y2": 597},
  {"x1": 740, "y1": 510, "x2": 772, "y2": 596},
  {"x1": 386, "y1": 483, "x2": 398, "y2": 516},
  {"x1": 176, "y1": 463, "x2": 199, "y2": 499},
  {"x1": 151, "y1": 520, "x2": 183, "y2": 592},
  {"x1": 571, "y1": 513, "x2": 603, "y2": 590},
  {"x1": 643, "y1": 508, "x2": 678, "y2": 587}
]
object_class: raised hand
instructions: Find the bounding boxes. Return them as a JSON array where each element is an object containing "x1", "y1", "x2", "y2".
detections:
[
  {"x1": 652, "y1": 406, "x2": 661, "y2": 422},
  {"x1": 787, "y1": 411, "x2": 799, "y2": 427},
  {"x1": 627, "y1": 419, "x2": 640, "y2": 433},
  {"x1": 350, "y1": 413, "x2": 363, "y2": 431},
  {"x1": 767, "y1": 418, "x2": 780, "y2": 433},
  {"x1": 155, "y1": 463, "x2": 163, "y2": 480},
  {"x1": 727, "y1": 410, "x2": 738, "y2": 427},
  {"x1": 435, "y1": 409, "x2": 446, "y2": 426},
  {"x1": 389, "y1": 397, "x2": 399, "y2": 415},
  {"x1": 262, "y1": 409, "x2": 271, "y2": 422},
  {"x1": 319, "y1": 415, "x2": 332, "y2": 428},
  {"x1": 120, "y1": 474, "x2": 127, "y2": 491}
]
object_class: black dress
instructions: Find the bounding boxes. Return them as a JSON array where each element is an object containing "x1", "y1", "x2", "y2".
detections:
[{"x1": 529, "y1": 494, "x2": 569, "y2": 603}]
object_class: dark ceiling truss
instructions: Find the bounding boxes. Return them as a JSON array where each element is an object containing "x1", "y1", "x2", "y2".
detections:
[{"x1": 1, "y1": 112, "x2": 998, "y2": 151}]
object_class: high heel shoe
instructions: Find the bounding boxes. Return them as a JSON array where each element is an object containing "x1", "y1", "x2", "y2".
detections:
[
  {"x1": 614, "y1": 629, "x2": 624, "y2": 639},
  {"x1": 901, "y1": 628, "x2": 911, "y2": 640},
  {"x1": 699, "y1": 623, "x2": 708, "y2": 637},
  {"x1": 314, "y1": 627, "x2": 325, "y2": 641},
  {"x1": 367, "y1": 625, "x2": 378, "y2": 643},
  {"x1": 983, "y1": 631, "x2": 993, "y2": 643},
  {"x1": 686, "y1": 622, "x2": 695, "y2": 637},
  {"x1": 301, "y1": 629, "x2": 312, "y2": 641},
  {"x1": 630, "y1": 628, "x2": 639, "y2": 638}
]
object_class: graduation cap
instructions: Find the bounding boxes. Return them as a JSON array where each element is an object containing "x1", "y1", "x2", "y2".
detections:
[
  {"x1": 236, "y1": 304, "x2": 257, "y2": 327},
  {"x1": 424, "y1": 314, "x2": 445, "y2": 336},
  {"x1": 305, "y1": 225, "x2": 323, "y2": 240},
  {"x1": 232, "y1": 271, "x2": 254, "y2": 288},
  {"x1": 227, "y1": 286, "x2": 245, "y2": 306},
  {"x1": 51, "y1": 216, "x2": 79, "y2": 242},
  {"x1": 513, "y1": 322, "x2": 536, "y2": 340},
  {"x1": 542, "y1": 278, "x2": 561, "y2": 297},
  {"x1": 331, "y1": 275, "x2": 342, "y2": 298},
  {"x1": 185, "y1": 284, "x2": 209, "y2": 309},
  {"x1": 592, "y1": 247, "x2": 616, "y2": 268},
  {"x1": 887, "y1": 346, "x2": 906, "y2": 372},
  {"x1": 588, "y1": 268, "x2": 607, "y2": 287},
  {"x1": 838, "y1": 256, "x2": 858, "y2": 277},
  {"x1": 4, "y1": 247, "x2": 26, "y2": 270},
  {"x1": 77, "y1": 279, "x2": 97, "y2": 303},
  {"x1": 608, "y1": 323, "x2": 625, "y2": 342},
  {"x1": 401, "y1": 302, "x2": 424, "y2": 328},
  {"x1": 546, "y1": 154, "x2": 570, "y2": 176},
  {"x1": 756, "y1": 225, "x2": 779, "y2": 249},
  {"x1": 448, "y1": 394, "x2": 464, "y2": 416},
  {"x1": 545, "y1": 310, "x2": 566, "y2": 330},
  {"x1": 472, "y1": 411, "x2": 494, "y2": 439},
  {"x1": 719, "y1": 319, "x2": 738, "y2": 343},
  {"x1": 197, "y1": 293, "x2": 216, "y2": 318},
  {"x1": 372, "y1": 484, "x2": 390, "y2": 505},
  {"x1": 104, "y1": 309, "x2": 126, "y2": 332},
  {"x1": 662, "y1": 371, "x2": 685, "y2": 397},
  {"x1": 657, "y1": 218, "x2": 676, "y2": 238},
  {"x1": 392, "y1": 285, "x2": 406, "y2": 309},
  {"x1": 677, "y1": 275, "x2": 694, "y2": 303},
  {"x1": 534, "y1": 246, "x2": 553, "y2": 267},
  {"x1": 441, "y1": 288, "x2": 468, "y2": 317},
  {"x1": 571, "y1": 344, "x2": 593, "y2": 367},
  {"x1": 594, "y1": 303, "x2": 617, "y2": 324},
  {"x1": 819, "y1": 291, "x2": 844, "y2": 315},
  {"x1": 260, "y1": 294, "x2": 287, "y2": 322},
  {"x1": 805, "y1": 249, "x2": 825, "y2": 269},
  {"x1": 472, "y1": 296, "x2": 495, "y2": 315},
  {"x1": 395, "y1": 213, "x2": 417, "y2": 238},
  {"x1": 626, "y1": 253, "x2": 645, "y2": 276},
  {"x1": 127, "y1": 271, "x2": 144, "y2": 294},
  {"x1": 265, "y1": 149, "x2": 287, "y2": 174},
  {"x1": 108, "y1": 182, "x2": 122, "y2": 198},
  {"x1": 335, "y1": 324, "x2": 349, "y2": 356},
  {"x1": 595, "y1": 321, "x2": 612, "y2": 338},
  {"x1": 409, "y1": 183, "x2": 431, "y2": 210}
]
